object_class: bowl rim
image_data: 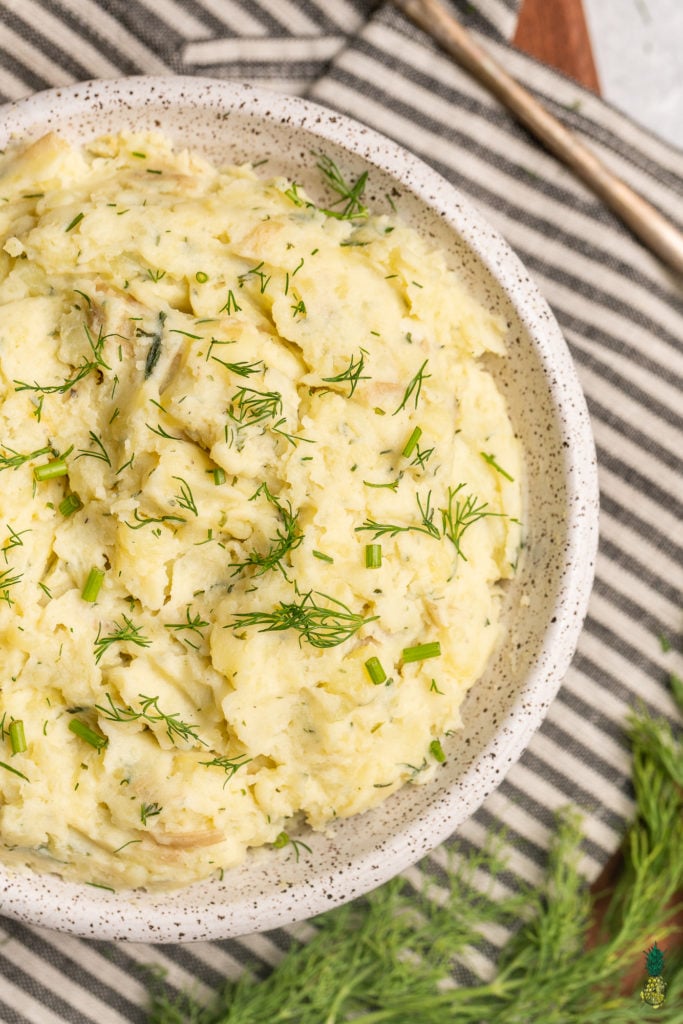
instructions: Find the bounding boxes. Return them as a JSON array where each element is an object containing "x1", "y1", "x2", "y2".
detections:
[{"x1": 0, "y1": 76, "x2": 599, "y2": 942}]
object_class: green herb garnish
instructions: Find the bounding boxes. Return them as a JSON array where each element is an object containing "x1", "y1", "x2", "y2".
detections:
[
  {"x1": 96, "y1": 692, "x2": 207, "y2": 749},
  {"x1": 147, "y1": 687, "x2": 683, "y2": 1024},
  {"x1": 321, "y1": 349, "x2": 370, "y2": 397},
  {"x1": 93, "y1": 616, "x2": 152, "y2": 664},
  {"x1": 229, "y1": 590, "x2": 377, "y2": 649}
]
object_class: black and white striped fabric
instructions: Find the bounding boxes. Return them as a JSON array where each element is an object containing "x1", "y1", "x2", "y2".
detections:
[{"x1": 0, "y1": 1, "x2": 681, "y2": 1020}]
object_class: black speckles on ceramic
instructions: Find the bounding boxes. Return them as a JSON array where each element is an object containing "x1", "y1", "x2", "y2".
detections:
[{"x1": 0, "y1": 77, "x2": 599, "y2": 943}]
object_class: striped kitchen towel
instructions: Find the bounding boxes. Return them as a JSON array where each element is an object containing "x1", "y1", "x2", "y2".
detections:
[{"x1": 0, "y1": 1, "x2": 681, "y2": 1021}]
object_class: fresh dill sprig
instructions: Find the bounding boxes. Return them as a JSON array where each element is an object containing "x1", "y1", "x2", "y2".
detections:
[
  {"x1": 316, "y1": 153, "x2": 369, "y2": 221},
  {"x1": 76, "y1": 431, "x2": 112, "y2": 466},
  {"x1": 228, "y1": 590, "x2": 377, "y2": 649},
  {"x1": 356, "y1": 486, "x2": 507, "y2": 562},
  {"x1": 230, "y1": 483, "x2": 303, "y2": 579},
  {"x1": 163, "y1": 606, "x2": 209, "y2": 639},
  {"x1": 95, "y1": 692, "x2": 207, "y2": 749},
  {"x1": 211, "y1": 355, "x2": 264, "y2": 378},
  {"x1": 441, "y1": 483, "x2": 507, "y2": 561},
  {"x1": 140, "y1": 802, "x2": 163, "y2": 825},
  {"x1": 355, "y1": 490, "x2": 440, "y2": 540},
  {"x1": 148, "y1": 691, "x2": 683, "y2": 1024},
  {"x1": 393, "y1": 358, "x2": 431, "y2": 415},
  {"x1": 93, "y1": 616, "x2": 152, "y2": 664},
  {"x1": 321, "y1": 349, "x2": 370, "y2": 397},
  {"x1": 124, "y1": 509, "x2": 186, "y2": 530},
  {"x1": 0, "y1": 443, "x2": 53, "y2": 473},
  {"x1": 227, "y1": 386, "x2": 283, "y2": 428},
  {"x1": 0, "y1": 567, "x2": 23, "y2": 606},
  {"x1": 172, "y1": 476, "x2": 199, "y2": 517},
  {"x1": 14, "y1": 323, "x2": 113, "y2": 396},
  {"x1": 199, "y1": 754, "x2": 252, "y2": 787}
]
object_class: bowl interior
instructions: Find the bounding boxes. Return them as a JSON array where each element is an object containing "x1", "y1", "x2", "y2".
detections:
[{"x1": 0, "y1": 78, "x2": 598, "y2": 942}]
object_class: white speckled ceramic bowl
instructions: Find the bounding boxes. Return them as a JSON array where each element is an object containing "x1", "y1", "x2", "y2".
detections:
[{"x1": 0, "y1": 77, "x2": 598, "y2": 942}]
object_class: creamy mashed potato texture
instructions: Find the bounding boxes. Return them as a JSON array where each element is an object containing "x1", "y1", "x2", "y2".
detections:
[{"x1": 0, "y1": 131, "x2": 522, "y2": 888}]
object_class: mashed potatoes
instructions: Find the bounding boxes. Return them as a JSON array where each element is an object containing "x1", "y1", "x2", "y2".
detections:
[{"x1": 0, "y1": 131, "x2": 522, "y2": 888}]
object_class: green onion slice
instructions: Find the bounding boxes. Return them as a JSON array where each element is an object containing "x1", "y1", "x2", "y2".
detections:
[
  {"x1": 364, "y1": 656, "x2": 387, "y2": 685},
  {"x1": 9, "y1": 720, "x2": 27, "y2": 755},
  {"x1": 312, "y1": 549, "x2": 334, "y2": 563},
  {"x1": 81, "y1": 567, "x2": 105, "y2": 603},
  {"x1": 195, "y1": 271, "x2": 209, "y2": 283},
  {"x1": 59, "y1": 493, "x2": 83, "y2": 517},
  {"x1": 34, "y1": 457, "x2": 68, "y2": 481},
  {"x1": 69, "y1": 719, "x2": 108, "y2": 750},
  {"x1": 365, "y1": 543, "x2": 382, "y2": 568},
  {"x1": 402, "y1": 426, "x2": 422, "y2": 458},
  {"x1": 212, "y1": 467, "x2": 226, "y2": 486},
  {"x1": 402, "y1": 641, "x2": 441, "y2": 663},
  {"x1": 430, "y1": 738, "x2": 446, "y2": 763}
]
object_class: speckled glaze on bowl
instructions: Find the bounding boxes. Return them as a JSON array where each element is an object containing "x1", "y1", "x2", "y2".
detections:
[{"x1": 0, "y1": 77, "x2": 598, "y2": 942}]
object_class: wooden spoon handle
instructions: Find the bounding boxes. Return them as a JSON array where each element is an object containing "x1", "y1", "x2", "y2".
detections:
[{"x1": 393, "y1": 0, "x2": 683, "y2": 276}]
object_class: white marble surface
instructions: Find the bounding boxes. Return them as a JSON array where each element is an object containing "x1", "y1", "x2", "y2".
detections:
[{"x1": 583, "y1": 0, "x2": 683, "y2": 151}]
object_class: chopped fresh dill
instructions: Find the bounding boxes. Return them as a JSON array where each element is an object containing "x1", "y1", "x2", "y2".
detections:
[
  {"x1": 480, "y1": 451, "x2": 515, "y2": 482},
  {"x1": 321, "y1": 349, "x2": 370, "y2": 397},
  {"x1": 199, "y1": 754, "x2": 252, "y2": 787},
  {"x1": 163, "y1": 606, "x2": 209, "y2": 638},
  {"x1": 93, "y1": 615, "x2": 152, "y2": 664},
  {"x1": 96, "y1": 692, "x2": 207, "y2": 748},
  {"x1": 272, "y1": 830, "x2": 313, "y2": 861},
  {"x1": 356, "y1": 490, "x2": 440, "y2": 540},
  {"x1": 172, "y1": 476, "x2": 198, "y2": 517},
  {"x1": 14, "y1": 323, "x2": 113, "y2": 396},
  {"x1": 441, "y1": 483, "x2": 507, "y2": 561},
  {"x1": 316, "y1": 153, "x2": 369, "y2": 220},
  {"x1": 228, "y1": 590, "x2": 377, "y2": 649},
  {"x1": 0, "y1": 443, "x2": 53, "y2": 473},
  {"x1": 393, "y1": 359, "x2": 431, "y2": 415},
  {"x1": 76, "y1": 431, "x2": 111, "y2": 466},
  {"x1": 230, "y1": 483, "x2": 303, "y2": 579},
  {"x1": 124, "y1": 509, "x2": 186, "y2": 530},
  {"x1": 227, "y1": 386, "x2": 283, "y2": 428},
  {"x1": 140, "y1": 802, "x2": 163, "y2": 825}
]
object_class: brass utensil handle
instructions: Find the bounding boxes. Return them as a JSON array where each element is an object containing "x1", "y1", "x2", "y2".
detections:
[{"x1": 393, "y1": 0, "x2": 683, "y2": 276}]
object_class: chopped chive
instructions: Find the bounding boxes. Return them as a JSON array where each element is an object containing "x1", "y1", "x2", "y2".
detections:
[
  {"x1": 480, "y1": 451, "x2": 514, "y2": 482},
  {"x1": 34, "y1": 457, "x2": 68, "y2": 481},
  {"x1": 65, "y1": 211, "x2": 84, "y2": 232},
  {"x1": 403, "y1": 641, "x2": 441, "y2": 663},
  {"x1": 59, "y1": 493, "x2": 83, "y2": 517},
  {"x1": 195, "y1": 271, "x2": 209, "y2": 283},
  {"x1": 364, "y1": 656, "x2": 387, "y2": 685},
  {"x1": 9, "y1": 720, "x2": 26, "y2": 755},
  {"x1": 212, "y1": 467, "x2": 226, "y2": 486},
  {"x1": 0, "y1": 759, "x2": 29, "y2": 782},
  {"x1": 81, "y1": 567, "x2": 105, "y2": 603},
  {"x1": 68, "y1": 719, "x2": 108, "y2": 750},
  {"x1": 365, "y1": 543, "x2": 382, "y2": 568},
  {"x1": 430, "y1": 738, "x2": 446, "y2": 763},
  {"x1": 312, "y1": 549, "x2": 334, "y2": 563},
  {"x1": 402, "y1": 426, "x2": 422, "y2": 458}
]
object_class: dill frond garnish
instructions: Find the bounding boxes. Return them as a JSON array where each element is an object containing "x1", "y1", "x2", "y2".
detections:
[
  {"x1": 321, "y1": 348, "x2": 370, "y2": 397},
  {"x1": 14, "y1": 322, "x2": 113, "y2": 396},
  {"x1": 93, "y1": 616, "x2": 152, "y2": 664},
  {"x1": 147, "y1": 684, "x2": 683, "y2": 1024},
  {"x1": 96, "y1": 692, "x2": 207, "y2": 749},
  {"x1": 199, "y1": 754, "x2": 252, "y2": 787},
  {"x1": 393, "y1": 358, "x2": 431, "y2": 415},
  {"x1": 316, "y1": 153, "x2": 369, "y2": 221},
  {"x1": 228, "y1": 589, "x2": 377, "y2": 649},
  {"x1": 230, "y1": 482, "x2": 303, "y2": 579}
]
